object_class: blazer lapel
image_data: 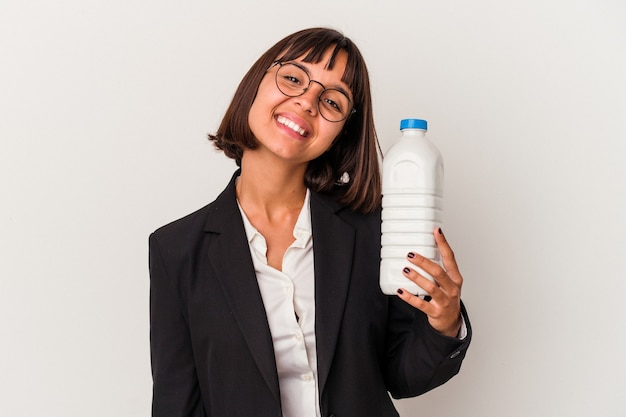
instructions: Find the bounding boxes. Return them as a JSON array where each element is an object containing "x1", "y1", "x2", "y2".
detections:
[
  {"x1": 310, "y1": 191, "x2": 356, "y2": 396},
  {"x1": 203, "y1": 173, "x2": 280, "y2": 404}
]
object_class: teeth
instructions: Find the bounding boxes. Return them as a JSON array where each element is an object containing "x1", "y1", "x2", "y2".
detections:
[{"x1": 277, "y1": 115, "x2": 307, "y2": 136}]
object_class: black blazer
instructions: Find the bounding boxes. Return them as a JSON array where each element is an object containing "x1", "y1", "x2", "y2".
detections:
[{"x1": 149, "y1": 171, "x2": 471, "y2": 417}]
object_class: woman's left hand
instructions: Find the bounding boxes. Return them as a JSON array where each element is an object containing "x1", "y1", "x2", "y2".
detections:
[{"x1": 395, "y1": 228, "x2": 463, "y2": 337}]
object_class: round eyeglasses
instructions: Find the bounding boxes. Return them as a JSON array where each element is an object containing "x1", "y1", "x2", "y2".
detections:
[{"x1": 270, "y1": 61, "x2": 356, "y2": 123}]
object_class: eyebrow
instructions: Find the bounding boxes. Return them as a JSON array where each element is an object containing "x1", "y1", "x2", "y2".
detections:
[{"x1": 289, "y1": 61, "x2": 353, "y2": 101}]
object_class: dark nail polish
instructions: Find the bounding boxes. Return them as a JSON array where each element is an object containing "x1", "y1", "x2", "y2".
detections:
[
  {"x1": 403, "y1": 267, "x2": 411, "y2": 274},
  {"x1": 407, "y1": 252, "x2": 415, "y2": 258},
  {"x1": 397, "y1": 289, "x2": 404, "y2": 295},
  {"x1": 438, "y1": 227, "x2": 443, "y2": 235}
]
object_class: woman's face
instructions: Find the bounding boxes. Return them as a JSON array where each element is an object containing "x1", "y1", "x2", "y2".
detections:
[{"x1": 247, "y1": 48, "x2": 352, "y2": 167}]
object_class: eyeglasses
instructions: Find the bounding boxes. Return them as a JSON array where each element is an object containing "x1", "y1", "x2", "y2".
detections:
[{"x1": 269, "y1": 61, "x2": 356, "y2": 123}]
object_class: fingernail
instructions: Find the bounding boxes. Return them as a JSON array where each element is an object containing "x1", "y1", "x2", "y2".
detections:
[
  {"x1": 403, "y1": 267, "x2": 411, "y2": 274},
  {"x1": 397, "y1": 289, "x2": 404, "y2": 295},
  {"x1": 407, "y1": 252, "x2": 415, "y2": 258},
  {"x1": 438, "y1": 227, "x2": 443, "y2": 235}
]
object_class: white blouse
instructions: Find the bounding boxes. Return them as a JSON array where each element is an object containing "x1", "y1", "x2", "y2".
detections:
[{"x1": 238, "y1": 190, "x2": 320, "y2": 417}]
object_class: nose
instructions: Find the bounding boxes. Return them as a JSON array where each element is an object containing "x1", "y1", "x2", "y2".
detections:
[{"x1": 295, "y1": 81, "x2": 324, "y2": 116}]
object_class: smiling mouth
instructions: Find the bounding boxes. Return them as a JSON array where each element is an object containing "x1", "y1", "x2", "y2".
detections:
[{"x1": 276, "y1": 115, "x2": 308, "y2": 137}]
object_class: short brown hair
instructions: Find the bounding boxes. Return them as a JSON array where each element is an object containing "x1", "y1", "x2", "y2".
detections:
[{"x1": 208, "y1": 27, "x2": 381, "y2": 213}]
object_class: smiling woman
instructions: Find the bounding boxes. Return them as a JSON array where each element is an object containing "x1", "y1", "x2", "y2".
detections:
[
  {"x1": 208, "y1": 27, "x2": 380, "y2": 213},
  {"x1": 149, "y1": 27, "x2": 471, "y2": 417},
  {"x1": 246, "y1": 48, "x2": 349, "y2": 171}
]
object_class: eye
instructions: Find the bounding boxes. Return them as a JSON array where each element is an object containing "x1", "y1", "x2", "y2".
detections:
[
  {"x1": 279, "y1": 74, "x2": 299, "y2": 85},
  {"x1": 322, "y1": 97, "x2": 342, "y2": 113},
  {"x1": 277, "y1": 64, "x2": 308, "y2": 90},
  {"x1": 321, "y1": 89, "x2": 351, "y2": 116}
]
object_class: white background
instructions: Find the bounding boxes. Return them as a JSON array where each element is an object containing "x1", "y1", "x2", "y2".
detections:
[{"x1": 1, "y1": 1, "x2": 625, "y2": 416}]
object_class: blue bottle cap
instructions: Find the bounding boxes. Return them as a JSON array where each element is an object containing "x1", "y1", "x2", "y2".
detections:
[{"x1": 400, "y1": 119, "x2": 428, "y2": 130}]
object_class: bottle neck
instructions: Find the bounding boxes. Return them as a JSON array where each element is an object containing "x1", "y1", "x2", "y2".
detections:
[{"x1": 401, "y1": 128, "x2": 427, "y2": 137}]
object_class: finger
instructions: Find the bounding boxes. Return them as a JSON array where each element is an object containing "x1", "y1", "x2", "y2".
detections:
[
  {"x1": 395, "y1": 287, "x2": 436, "y2": 316},
  {"x1": 405, "y1": 251, "x2": 454, "y2": 291},
  {"x1": 434, "y1": 228, "x2": 463, "y2": 287},
  {"x1": 398, "y1": 268, "x2": 462, "y2": 336},
  {"x1": 401, "y1": 266, "x2": 440, "y2": 297}
]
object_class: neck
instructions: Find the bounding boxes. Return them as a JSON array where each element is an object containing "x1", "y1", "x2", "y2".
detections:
[{"x1": 236, "y1": 151, "x2": 308, "y2": 216}]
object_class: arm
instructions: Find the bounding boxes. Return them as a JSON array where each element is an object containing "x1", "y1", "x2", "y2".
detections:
[
  {"x1": 385, "y1": 228, "x2": 472, "y2": 398},
  {"x1": 149, "y1": 233, "x2": 204, "y2": 417},
  {"x1": 384, "y1": 298, "x2": 471, "y2": 398}
]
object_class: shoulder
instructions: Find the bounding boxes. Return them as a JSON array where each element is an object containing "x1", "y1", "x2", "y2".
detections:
[
  {"x1": 150, "y1": 203, "x2": 213, "y2": 246},
  {"x1": 150, "y1": 171, "x2": 239, "y2": 250}
]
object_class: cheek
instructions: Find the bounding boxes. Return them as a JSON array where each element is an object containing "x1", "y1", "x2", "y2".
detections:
[
  {"x1": 248, "y1": 89, "x2": 271, "y2": 130},
  {"x1": 249, "y1": 85, "x2": 288, "y2": 127},
  {"x1": 324, "y1": 124, "x2": 345, "y2": 146}
]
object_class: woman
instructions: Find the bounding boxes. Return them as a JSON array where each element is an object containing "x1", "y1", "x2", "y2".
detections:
[{"x1": 149, "y1": 27, "x2": 471, "y2": 417}]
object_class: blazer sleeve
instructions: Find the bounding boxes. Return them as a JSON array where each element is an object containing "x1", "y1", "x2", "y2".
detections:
[
  {"x1": 384, "y1": 297, "x2": 472, "y2": 399},
  {"x1": 149, "y1": 233, "x2": 204, "y2": 417}
]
